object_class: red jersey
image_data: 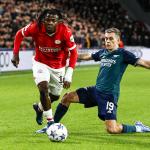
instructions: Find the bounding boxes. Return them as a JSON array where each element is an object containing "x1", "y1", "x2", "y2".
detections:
[{"x1": 13, "y1": 22, "x2": 77, "y2": 69}]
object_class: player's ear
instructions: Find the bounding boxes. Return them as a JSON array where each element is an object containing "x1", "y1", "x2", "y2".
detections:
[{"x1": 117, "y1": 37, "x2": 121, "y2": 45}]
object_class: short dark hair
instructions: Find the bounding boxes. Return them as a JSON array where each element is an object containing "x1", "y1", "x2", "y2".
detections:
[
  {"x1": 36, "y1": 8, "x2": 64, "y2": 28},
  {"x1": 105, "y1": 28, "x2": 121, "y2": 37}
]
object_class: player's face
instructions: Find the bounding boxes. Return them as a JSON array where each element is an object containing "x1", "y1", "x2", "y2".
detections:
[
  {"x1": 43, "y1": 14, "x2": 59, "y2": 35},
  {"x1": 105, "y1": 32, "x2": 120, "y2": 51}
]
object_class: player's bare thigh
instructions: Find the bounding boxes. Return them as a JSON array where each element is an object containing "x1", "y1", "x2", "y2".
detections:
[{"x1": 61, "y1": 91, "x2": 79, "y2": 106}]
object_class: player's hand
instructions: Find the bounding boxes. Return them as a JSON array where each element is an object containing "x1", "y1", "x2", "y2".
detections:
[
  {"x1": 63, "y1": 67, "x2": 73, "y2": 89},
  {"x1": 11, "y1": 54, "x2": 19, "y2": 68},
  {"x1": 63, "y1": 81, "x2": 71, "y2": 89}
]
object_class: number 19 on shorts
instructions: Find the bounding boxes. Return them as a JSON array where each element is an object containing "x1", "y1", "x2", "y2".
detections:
[{"x1": 106, "y1": 101, "x2": 114, "y2": 113}]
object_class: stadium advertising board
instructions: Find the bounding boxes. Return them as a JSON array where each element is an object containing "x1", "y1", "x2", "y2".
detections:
[
  {"x1": 0, "y1": 47, "x2": 150, "y2": 72},
  {"x1": 0, "y1": 50, "x2": 33, "y2": 72}
]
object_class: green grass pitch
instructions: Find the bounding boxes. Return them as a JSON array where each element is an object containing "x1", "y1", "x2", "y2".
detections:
[{"x1": 0, "y1": 65, "x2": 150, "y2": 150}]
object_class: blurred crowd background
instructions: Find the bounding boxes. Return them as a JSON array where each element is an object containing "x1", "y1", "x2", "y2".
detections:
[{"x1": 0, "y1": 0, "x2": 150, "y2": 50}]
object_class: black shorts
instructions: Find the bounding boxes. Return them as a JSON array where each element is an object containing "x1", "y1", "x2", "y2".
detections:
[{"x1": 76, "y1": 86, "x2": 118, "y2": 121}]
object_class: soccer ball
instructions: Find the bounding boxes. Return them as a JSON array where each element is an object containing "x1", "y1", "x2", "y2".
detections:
[{"x1": 46, "y1": 123, "x2": 68, "y2": 142}]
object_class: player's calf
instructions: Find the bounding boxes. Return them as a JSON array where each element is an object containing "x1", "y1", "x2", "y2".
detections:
[
  {"x1": 54, "y1": 91, "x2": 78, "y2": 123},
  {"x1": 38, "y1": 81, "x2": 51, "y2": 110}
]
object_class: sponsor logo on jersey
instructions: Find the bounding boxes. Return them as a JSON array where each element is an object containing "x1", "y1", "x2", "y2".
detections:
[
  {"x1": 39, "y1": 46, "x2": 61, "y2": 52},
  {"x1": 113, "y1": 55, "x2": 119, "y2": 58},
  {"x1": 100, "y1": 58, "x2": 116, "y2": 67},
  {"x1": 70, "y1": 35, "x2": 74, "y2": 42},
  {"x1": 55, "y1": 40, "x2": 61, "y2": 44}
]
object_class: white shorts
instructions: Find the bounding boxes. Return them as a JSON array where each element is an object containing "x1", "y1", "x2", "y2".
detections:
[{"x1": 32, "y1": 59, "x2": 65, "y2": 96}]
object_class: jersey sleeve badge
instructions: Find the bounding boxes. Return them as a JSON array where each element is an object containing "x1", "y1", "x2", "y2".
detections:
[{"x1": 70, "y1": 35, "x2": 75, "y2": 42}]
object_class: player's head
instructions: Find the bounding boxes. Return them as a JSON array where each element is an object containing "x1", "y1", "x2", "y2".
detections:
[
  {"x1": 37, "y1": 8, "x2": 63, "y2": 34},
  {"x1": 104, "y1": 28, "x2": 121, "y2": 51}
]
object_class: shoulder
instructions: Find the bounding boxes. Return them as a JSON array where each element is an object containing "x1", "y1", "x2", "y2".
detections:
[
  {"x1": 58, "y1": 22, "x2": 71, "y2": 32},
  {"x1": 119, "y1": 48, "x2": 134, "y2": 56},
  {"x1": 100, "y1": 48, "x2": 107, "y2": 52},
  {"x1": 21, "y1": 21, "x2": 38, "y2": 36},
  {"x1": 26, "y1": 21, "x2": 38, "y2": 32},
  {"x1": 120, "y1": 48, "x2": 138, "y2": 64},
  {"x1": 116, "y1": 48, "x2": 130, "y2": 56},
  {"x1": 97, "y1": 48, "x2": 107, "y2": 54},
  {"x1": 92, "y1": 48, "x2": 106, "y2": 57},
  {"x1": 117, "y1": 48, "x2": 125, "y2": 53},
  {"x1": 27, "y1": 21, "x2": 37, "y2": 28}
]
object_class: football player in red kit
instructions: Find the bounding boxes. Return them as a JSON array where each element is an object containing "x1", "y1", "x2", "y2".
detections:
[{"x1": 11, "y1": 9, "x2": 78, "y2": 133}]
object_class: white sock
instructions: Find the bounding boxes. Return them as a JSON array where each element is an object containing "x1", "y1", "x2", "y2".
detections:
[
  {"x1": 135, "y1": 125, "x2": 142, "y2": 132},
  {"x1": 38, "y1": 102, "x2": 43, "y2": 111},
  {"x1": 43, "y1": 109, "x2": 54, "y2": 122}
]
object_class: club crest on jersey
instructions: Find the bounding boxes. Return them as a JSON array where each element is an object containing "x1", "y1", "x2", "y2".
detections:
[
  {"x1": 55, "y1": 40, "x2": 61, "y2": 44},
  {"x1": 70, "y1": 35, "x2": 75, "y2": 42}
]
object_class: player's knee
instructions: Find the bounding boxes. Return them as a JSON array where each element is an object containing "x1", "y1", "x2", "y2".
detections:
[
  {"x1": 61, "y1": 93, "x2": 71, "y2": 104},
  {"x1": 38, "y1": 81, "x2": 49, "y2": 96},
  {"x1": 38, "y1": 81, "x2": 48, "y2": 91},
  {"x1": 61, "y1": 92, "x2": 75, "y2": 105},
  {"x1": 106, "y1": 125, "x2": 119, "y2": 134},
  {"x1": 49, "y1": 93, "x2": 60, "y2": 103}
]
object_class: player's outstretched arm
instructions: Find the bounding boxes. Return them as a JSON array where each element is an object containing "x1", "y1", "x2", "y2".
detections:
[
  {"x1": 12, "y1": 23, "x2": 34, "y2": 68},
  {"x1": 78, "y1": 53, "x2": 93, "y2": 60},
  {"x1": 11, "y1": 29, "x2": 24, "y2": 68},
  {"x1": 136, "y1": 59, "x2": 150, "y2": 69}
]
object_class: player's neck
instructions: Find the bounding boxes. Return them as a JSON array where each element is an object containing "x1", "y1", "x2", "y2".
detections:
[{"x1": 47, "y1": 32, "x2": 56, "y2": 37}]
